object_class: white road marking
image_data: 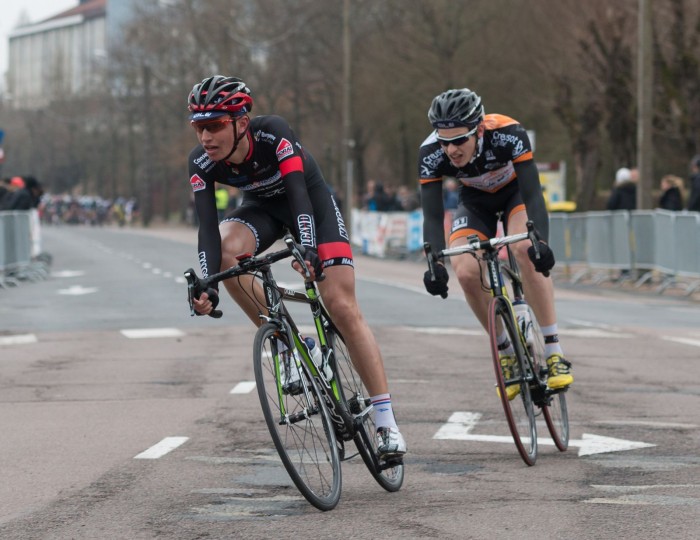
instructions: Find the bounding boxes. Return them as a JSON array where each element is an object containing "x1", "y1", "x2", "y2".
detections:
[
  {"x1": 0, "y1": 334, "x2": 38, "y2": 346},
  {"x1": 662, "y1": 336, "x2": 700, "y2": 348},
  {"x1": 434, "y1": 411, "x2": 656, "y2": 456},
  {"x1": 406, "y1": 326, "x2": 633, "y2": 338},
  {"x1": 276, "y1": 281, "x2": 304, "y2": 291},
  {"x1": 408, "y1": 327, "x2": 483, "y2": 336},
  {"x1": 558, "y1": 328, "x2": 634, "y2": 338},
  {"x1": 594, "y1": 420, "x2": 698, "y2": 430},
  {"x1": 586, "y1": 486, "x2": 700, "y2": 507},
  {"x1": 57, "y1": 285, "x2": 98, "y2": 295},
  {"x1": 120, "y1": 328, "x2": 185, "y2": 339},
  {"x1": 360, "y1": 277, "x2": 432, "y2": 296},
  {"x1": 230, "y1": 381, "x2": 256, "y2": 394},
  {"x1": 134, "y1": 436, "x2": 189, "y2": 459},
  {"x1": 592, "y1": 484, "x2": 700, "y2": 493},
  {"x1": 51, "y1": 270, "x2": 85, "y2": 278}
]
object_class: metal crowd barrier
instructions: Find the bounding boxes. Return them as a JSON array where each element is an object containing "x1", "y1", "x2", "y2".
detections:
[
  {"x1": 549, "y1": 209, "x2": 700, "y2": 295},
  {"x1": 0, "y1": 210, "x2": 48, "y2": 287}
]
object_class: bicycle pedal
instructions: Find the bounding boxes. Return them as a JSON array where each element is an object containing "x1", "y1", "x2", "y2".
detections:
[{"x1": 379, "y1": 456, "x2": 404, "y2": 470}]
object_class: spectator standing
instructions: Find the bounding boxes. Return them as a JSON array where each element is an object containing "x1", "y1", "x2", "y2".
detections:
[
  {"x1": 686, "y1": 154, "x2": 700, "y2": 212},
  {"x1": 606, "y1": 167, "x2": 637, "y2": 210},
  {"x1": 0, "y1": 178, "x2": 10, "y2": 207},
  {"x1": 396, "y1": 185, "x2": 419, "y2": 211},
  {"x1": 443, "y1": 177, "x2": 460, "y2": 210},
  {"x1": 366, "y1": 182, "x2": 395, "y2": 211},
  {"x1": 215, "y1": 186, "x2": 229, "y2": 221},
  {"x1": 4, "y1": 176, "x2": 43, "y2": 210},
  {"x1": 657, "y1": 175, "x2": 684, "y2": 211}
]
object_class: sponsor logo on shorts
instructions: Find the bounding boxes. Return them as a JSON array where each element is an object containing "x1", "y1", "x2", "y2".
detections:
[
  {"x1": 297, "y1": 214, "x2": 315, "y2": 245},
  {"x1": 452, "y1": 216, "x2": 469, "y2": 231},
  {"x1": 190, "y1": 174, "x2": 206, "y2": 192}
]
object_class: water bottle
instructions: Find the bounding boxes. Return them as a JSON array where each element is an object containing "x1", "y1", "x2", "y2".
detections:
[
  {"x1": 304, "y1": 337, "x2": 332, "y2": 381},
  {"x1": 513, "y1": 300, "x2": 533, "y2": 348}
]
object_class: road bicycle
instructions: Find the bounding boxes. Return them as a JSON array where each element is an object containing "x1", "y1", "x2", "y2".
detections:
[
  {"x1": 424, "y1": 221, "x2": 569, "y2": 466},
  {"x1": 184, "y1": 234, "x2": 403, "y2": 510}
]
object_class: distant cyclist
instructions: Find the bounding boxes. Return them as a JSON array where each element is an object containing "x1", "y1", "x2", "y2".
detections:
[
  {"x1": 186, "y1": 75, "x2": 406, "y2": 459},
  {"x1": 418, "y1": 88, "x2": 573, "y2": 399}
]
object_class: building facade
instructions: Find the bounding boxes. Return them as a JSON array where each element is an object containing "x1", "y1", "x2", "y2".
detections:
[{"x1": 6, "y1": 0, "x2": 142, "y2": 110}]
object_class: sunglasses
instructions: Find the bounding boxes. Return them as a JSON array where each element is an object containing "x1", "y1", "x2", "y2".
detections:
[
  {"x1": 436, "y1": 126, "x2": 478, "y2": 148},
  {"x1": 190, "y1": 117, "x2": 234, "y2": 134}
]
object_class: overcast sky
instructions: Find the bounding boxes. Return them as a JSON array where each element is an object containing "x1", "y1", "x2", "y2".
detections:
[{"x1": 0, "y1": 0, "x2": 77, "y2": 78}]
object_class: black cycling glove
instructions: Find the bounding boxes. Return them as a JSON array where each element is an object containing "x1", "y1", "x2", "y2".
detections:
[
  {"x1": 423, "y1": 263, "x2": 449, "y2": 298},
  {"x1": 195, "y1": 287, "x2": 222, "y2": 318},
  {"x1": 527, "y1": 241, "x2": 555, "y2": 274},
  {"x1": 304, "y1": 246, "x2": 326, "y2": 282}
]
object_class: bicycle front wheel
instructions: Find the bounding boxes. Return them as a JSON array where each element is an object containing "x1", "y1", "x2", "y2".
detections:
[
  {"x1": 328, "y1": 325, "x2": 404, "y2": 492},
  {"x1": 526, "y1": 307, "x2": 569, "y2": 451},
  {"x1": 488, "y1": 296, "x2": 538, "y2": 466},
  {"x1": 253, "y1": 323, "x2": 342, "y2": 511}
]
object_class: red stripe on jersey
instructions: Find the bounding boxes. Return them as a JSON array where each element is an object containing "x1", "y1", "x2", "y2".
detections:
[
  {"x1": 279, "y1": 156, "x2": 303, "y2": 176},
  {"x1": 318, "y1": 241, "x2": 353, "y2": 261}
]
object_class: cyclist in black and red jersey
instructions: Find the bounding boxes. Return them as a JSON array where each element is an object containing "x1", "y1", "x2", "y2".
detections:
[
  {"x1": 418, "y1": 88, "x2": 573, "y2": 400},
  {"x1": 187, "y1": 75, "x2": 405, "y2": 459}
]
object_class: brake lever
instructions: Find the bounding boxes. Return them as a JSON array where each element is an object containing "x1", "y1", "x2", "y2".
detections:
[
  {"x1": 184, "y1": 268, "x2": 200, "y2": 317},
  {"x1": 526, "y1": 221, "x2": 550, "y2": 278},
  {"x1": 423, "y1": 242, "x2": 437, "y2": 280},
  {"x1": 184, "y1": 268, "x2": 223, "y2": 318},
  {"x1": 285, "y1": 234, "x2": 326, "y2": 282}
]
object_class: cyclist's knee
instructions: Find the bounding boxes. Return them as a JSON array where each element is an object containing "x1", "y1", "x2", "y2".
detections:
[{"x1": 452, "y1": 259, "x2": 480, "y2": 290}]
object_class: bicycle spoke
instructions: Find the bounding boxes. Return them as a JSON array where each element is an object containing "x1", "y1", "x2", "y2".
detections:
[
  {"x1": 328, "y1": 324, "x2": 404, "y2": 492},
  {"x1": 254, "y1": 324, "x2": 341, "y2": 510},
  {"x1": 526, "y1": 306, "x2": 569, "y2": 451},
  {"x1": 489, "y1": 297, "x2": 538, "y2": 466}
]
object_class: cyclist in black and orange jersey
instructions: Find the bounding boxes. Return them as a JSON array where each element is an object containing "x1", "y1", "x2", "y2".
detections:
[
  {"x1": 418, "y1": 88, "x2": 573, "y2": 399},
  {"x1": 186, "y1": 75, "x2": 406, "y2": 459}
]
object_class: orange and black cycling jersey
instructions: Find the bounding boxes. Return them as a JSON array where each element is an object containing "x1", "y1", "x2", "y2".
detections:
[
  {"x1": 417, "y1": 113, "x2": 548, "y2": 252},
  {"x1": 418, "y1": 114, "x2": 533, "y2": 191}
]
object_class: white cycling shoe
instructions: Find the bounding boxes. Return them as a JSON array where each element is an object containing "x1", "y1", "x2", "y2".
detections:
[{"x1": 376, "y1": 427, "x2": 407, "y2": 460}]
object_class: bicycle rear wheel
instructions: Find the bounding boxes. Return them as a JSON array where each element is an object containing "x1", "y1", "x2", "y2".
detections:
[
  {"x1": 526, "y1": 307, "x2": 569, "y2": 451},
  {"x1": 488, "y1": 296, "x2": 538, "y2": 466},
  {"x1": 253, "y1": 323, "x2": 341, "y2": 511},
  {"x1": 327, "y1": 325, "x2": 404, "y2": 492}
]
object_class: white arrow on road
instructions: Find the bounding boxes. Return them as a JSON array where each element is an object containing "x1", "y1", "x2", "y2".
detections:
[
  {"x1": 434, "y1": 412, "x2": 656, "y2": 457},
  {"x1": 51, "y1": 270, "x2": 85, "y2": 278},
  {"x1": 57, "y1": 285, "x2": 98, "y2": 295}
]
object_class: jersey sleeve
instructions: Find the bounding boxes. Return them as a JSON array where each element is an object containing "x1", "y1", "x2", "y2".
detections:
[
  {"x1": 514, "y1": 157, "x2": 549, "y2": 242},
  {"x1": 268, "y1": 116, "x2": 317, "y2": 247},
  {"x1": 418, "y1": 135, "x2": 448, "y2": 253},
  {"x1": 188, "y1": 147, "x2": 222, "y2": 282}
]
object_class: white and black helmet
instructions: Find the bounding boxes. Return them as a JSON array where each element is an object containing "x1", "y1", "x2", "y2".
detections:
[{"x1": 428, "y1": 88, "x2": 484, "y2": 129}]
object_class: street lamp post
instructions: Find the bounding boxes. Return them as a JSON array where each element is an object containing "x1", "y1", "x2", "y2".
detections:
[
  {"x1": 341, "y1": 0, "x2": 353, "y2": 239},
  {"x1": 637, "y1": 0, "x2": 653, "y2": 209}
]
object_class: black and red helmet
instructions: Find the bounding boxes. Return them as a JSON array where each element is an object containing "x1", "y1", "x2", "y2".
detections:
[{"x1": 188, "y1": 75, "x2": 253, "y2": 121}]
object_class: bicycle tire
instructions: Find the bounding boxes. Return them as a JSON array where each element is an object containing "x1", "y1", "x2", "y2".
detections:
[
  {"x1": 488, "y1": 296, "x2": 538, "y2": 466},
  {"x1": 526, "y1": 306, "x2": 569, "y2": 451},
  {"x1": 327, "y1": 325, "x2": 404, "y2": 492},
  {"x1": 253, "y1": 323, "x2": 342, "y2": 511}
]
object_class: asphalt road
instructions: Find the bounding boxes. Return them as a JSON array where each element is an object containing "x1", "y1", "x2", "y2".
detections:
[{"x1": 1, "y1": 225, "x2": 699, "y2": 539}]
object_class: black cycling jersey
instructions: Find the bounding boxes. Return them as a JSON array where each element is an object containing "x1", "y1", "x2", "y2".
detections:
[
  {"x1": 418, "y1": 113, "x2": 548, "y2": 252},
  {"x1": 188, "y1": 115, "x2": 350, "y2": 279}
]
